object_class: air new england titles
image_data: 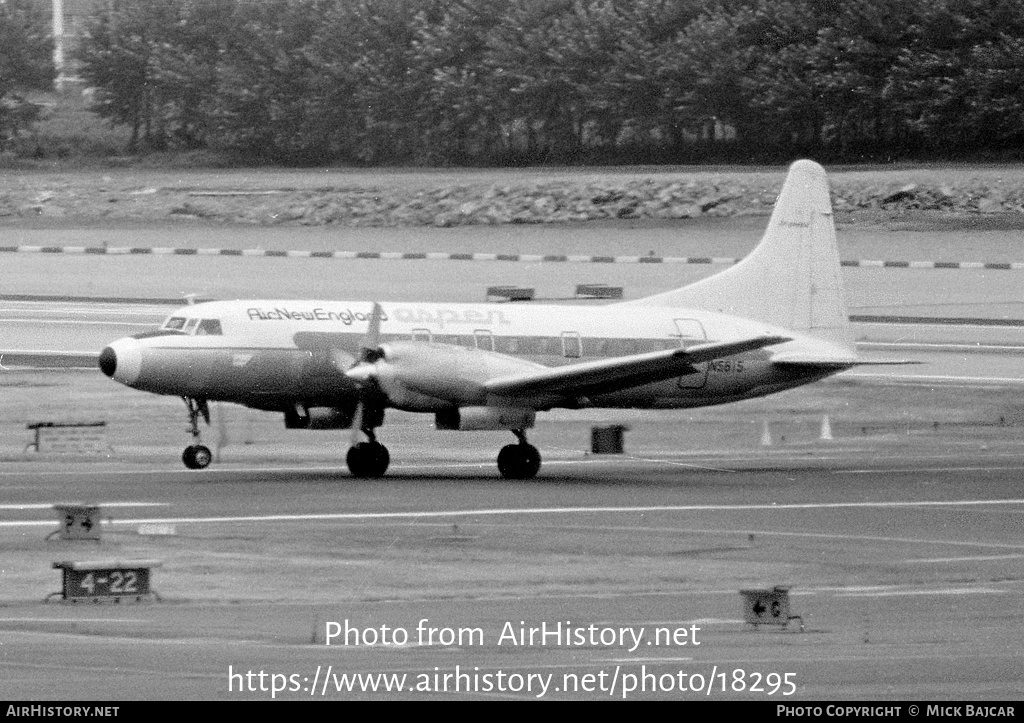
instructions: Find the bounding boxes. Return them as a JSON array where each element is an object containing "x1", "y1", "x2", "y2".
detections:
[{"x1": 325, "y1": 619, "x2": 701, "y2": 652}]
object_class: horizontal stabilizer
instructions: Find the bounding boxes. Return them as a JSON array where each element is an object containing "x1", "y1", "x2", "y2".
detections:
[
  {"x1": 774, "y1": 358, "x2": 920, "y2": 369},
  {"x1": 846, "y1": 359, "x2": 922, "y2": 366},
  {"x1": 485, "y1": 335, "x2": 789, "y2": 401}
]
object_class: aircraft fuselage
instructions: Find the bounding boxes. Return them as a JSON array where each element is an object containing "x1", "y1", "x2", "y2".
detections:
[{"x1": 102, "y1": 299, "x2": 848, "y2": 415}]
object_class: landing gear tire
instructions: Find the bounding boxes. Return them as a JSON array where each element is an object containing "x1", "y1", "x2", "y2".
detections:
[
  {"x1": 347, "y1": 441, "x2": 390, "y2": 478},
  {"x1": 497, "y1": 443, "x2": 541, "y2": 480},
  {"x1": 183, "y1": 444, "x2": 212, "y2": 470}
]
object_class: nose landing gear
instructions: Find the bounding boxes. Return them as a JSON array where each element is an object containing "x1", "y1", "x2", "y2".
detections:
[
  {"x1": 346, "y1": 406, "x2": 389, "y2": 478},
  {"x1": 497, "y1": 429, "x2": 541, "y2": 480},
  {"x1": 181, "y1": 396, "x2": 213, "y2": 470}
]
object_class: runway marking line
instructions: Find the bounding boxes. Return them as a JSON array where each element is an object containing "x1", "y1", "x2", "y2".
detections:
[
  {"x1": 0, "y1": 502, "x2": 169, "y2": 510},
  {"x1": 3, "y1": 498, "x2": 1023, "y2": 529},
  {"x1": 601, "y1": 657, "x2": 694, "y2": 663},
  {"x1": 0, "y1": 618, "x2": 149, "y2": 623},
  {"x1": 902, "y1": 553, "x2": 1024, "y2": 563},
  {"x1": 836, "y1": 587, "x2": 1003, "y2": 597},
  {"x1": 0, "y1": 318, "x2": 151, "y2": 326},
  {"x1": 836, "y1": 466, "x2": 1024, "y2": 474}
]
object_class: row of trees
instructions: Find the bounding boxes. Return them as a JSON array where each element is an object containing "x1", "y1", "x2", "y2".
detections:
[
  {"x1": 55, "y1": 0, "x2": 1024, "y2": 164},
  {"x1": 0, "y1": 0, "x2": 55, "y2": 145}
]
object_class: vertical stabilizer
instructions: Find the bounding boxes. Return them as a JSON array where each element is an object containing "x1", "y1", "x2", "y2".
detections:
[{"x1": 623, "y1": 160, "x2": 853, "y2": 351}]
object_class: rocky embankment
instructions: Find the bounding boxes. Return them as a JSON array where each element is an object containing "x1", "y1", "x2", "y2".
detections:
[{"x1": 2, "y1": 171, "x2": 1023, "y2": 227}]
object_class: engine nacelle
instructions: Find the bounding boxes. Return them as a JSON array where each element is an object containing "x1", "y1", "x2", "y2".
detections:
[
  {"x1": 370, "y1": 341, "x2": 545, "y2": 411},
  {"x1": 435, "y1": 406, "x2": 535, "y2": 431},
  {"x1": 283, "y1": 405, "x2": 355, "y2": 430}
]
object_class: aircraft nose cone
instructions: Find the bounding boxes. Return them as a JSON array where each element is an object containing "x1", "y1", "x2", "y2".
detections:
[
  {"x1": 100, "y1": 338, "x2": 142, "y2": 386},
  {"x1": 98, "y1": 346, "x2": 117, "y2": 377}
]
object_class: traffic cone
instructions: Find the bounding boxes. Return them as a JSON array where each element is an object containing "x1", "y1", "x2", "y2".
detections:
[{"x1": 820, "y1": 415, "x2": 833, "y2": 441}]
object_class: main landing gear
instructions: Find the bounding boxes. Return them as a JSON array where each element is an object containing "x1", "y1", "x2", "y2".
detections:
[
  {"x1": 346, "y1": 409, "x2": 389, "y2": 478},
  {"x1": 497, "y1": 429, "x2": 541, "y2": 480},
  {"x1": 181, "y1": 396, "x2": 213, "y2": 470}
]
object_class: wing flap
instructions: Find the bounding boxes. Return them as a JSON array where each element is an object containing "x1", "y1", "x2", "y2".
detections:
[{"x1": 484, "y1": 335, "x2": 790, "y2": 401}]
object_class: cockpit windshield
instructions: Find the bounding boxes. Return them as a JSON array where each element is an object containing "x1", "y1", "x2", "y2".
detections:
[
  {"x1": 159, "y1": 316, "x2": 223, "y2": 335},
  {"x1": 196, "y1": 319, "x2": 223, "y2": 335}
]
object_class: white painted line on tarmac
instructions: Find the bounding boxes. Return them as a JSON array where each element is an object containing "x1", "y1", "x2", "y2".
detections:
[
  {"x1": 601, "y1": 657, "x2": 694, "y2": 663},
  {"x1": 902, "y1": 553, "x2": 1024, "y2": 564},
  {"x1": 0, "y1": 318, "x2": 150, "y2": 326},
  {"x1": 836, "y1": 587, "x2": 1003, "y2": 597},
  {"x1": 630, "y1": 620, "x2": 739, "y2": 626},
  {"x1": 836, "y1": 466, "x2": 1024, "y2": 474},
  {"x1": 3, "y1": 498, "x2": 1023, "y2": 528},
  {"x1": 0, "y1": 307, "x2": 160, "y2": 318},
  {"x1": 857, "y1": 342, "x2": 1024, "y2": 352},
  {"x1": 607, "y1": 454, "x2": 734, "y2": 473},
  {"x1": 0, "y1": 618, "x2": 149, "y2": 623},
  {"x1": 0, "y1": 502, "x2": 169, "y2": 510}
]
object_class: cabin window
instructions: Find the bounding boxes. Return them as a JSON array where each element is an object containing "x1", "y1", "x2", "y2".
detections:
[
  {"x1": 183, "y1": 318, "x2": 200, "y2": 334},
  {"x1": 561, "y1": 331, "x2": 582, "y2": 359},
  {"x1": 196, "y1": 319, "x2": 223, "y2": 336},
  {"x1": 163, "y1": 317, "x2": 187, "y2": 330},
  {"x1": 473, "y1": 329, "x2": 494, "y2": 351},
  {"x1": 410, "y1": 328, "x2": 432, "y2": 342}
]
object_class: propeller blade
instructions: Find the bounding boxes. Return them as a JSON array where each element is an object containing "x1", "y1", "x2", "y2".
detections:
[
  {"x1": 347, "y1": 304, "x2": 386, "y2": 447},
  {"x1": 359, "y1": 302, "x2": 384, "y2": 363},
  {"x1": 350, "y1": 401, "x2": 364, "y2": 445}
]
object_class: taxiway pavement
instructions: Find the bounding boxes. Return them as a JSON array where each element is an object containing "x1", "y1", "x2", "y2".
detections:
[{"x1": 1, "y1": 217, "x2": 1022, "y2": 700}]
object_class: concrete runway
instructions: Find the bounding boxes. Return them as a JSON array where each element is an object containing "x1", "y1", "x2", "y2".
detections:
[
  {"x1": 2, "y1": 367, "x2": 1024, "y2": 701},
  {"x1": 2, "y1": 437, "x2": 1024, "y2": 700},
  {"x1": 1, "y1": 217, "x2": 1023, "y2": 701}
]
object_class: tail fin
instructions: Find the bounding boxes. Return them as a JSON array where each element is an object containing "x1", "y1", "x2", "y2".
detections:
[{"x1": 622, "y1": 160, "x2": 853, "y2": 351}]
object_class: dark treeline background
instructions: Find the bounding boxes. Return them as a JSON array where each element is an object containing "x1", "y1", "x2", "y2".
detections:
[
  {"x1": 70, "y1": 0, "x2": 1024, "y2": 165},
  {"x1": 0, "y1": 0, "x2": 55, "y2": 144}
]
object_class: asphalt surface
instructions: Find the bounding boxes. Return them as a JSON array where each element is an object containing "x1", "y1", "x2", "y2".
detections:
[
  {"x1": 1, "y1": 216, "x2": 1023, "y2": 701},
  {"x1": 2, "y1": 439, "x2": 1024, "y2": 700}
]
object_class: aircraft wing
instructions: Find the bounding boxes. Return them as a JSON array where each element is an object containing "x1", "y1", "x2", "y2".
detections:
[{"x1": 484, "y1": 335, "x2": 790, "y2": 402}]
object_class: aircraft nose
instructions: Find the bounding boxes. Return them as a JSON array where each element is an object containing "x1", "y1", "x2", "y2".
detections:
[
  {"x1": 98, "y1": 338, "x2": 142, "y2": 385},
  {"x1": 98, "y1": 346, "x2": 116, "y2": 377}
]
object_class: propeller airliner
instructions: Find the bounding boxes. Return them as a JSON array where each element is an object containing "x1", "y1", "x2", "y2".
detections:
[{"x1": 99, "y1": 160, "x2": 882, "y2": 478}]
